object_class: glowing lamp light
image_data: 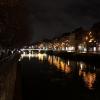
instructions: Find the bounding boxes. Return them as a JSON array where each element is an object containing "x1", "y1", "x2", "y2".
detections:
[
  {"x1": 84, "y1": 48, "x2": 87, "y2": 52},
  {"x1": 62, "y1": 48, "x2": 65, "y2": 51},
  {"x1": 93, "y1": 47, "x2": 96, "y2": 52},
  {"x1": 78, "y1": 45, "x2": 82, "y2": 50},
  {"x1": 66, "y1": 47, "x2": 68, "y2": 50}
]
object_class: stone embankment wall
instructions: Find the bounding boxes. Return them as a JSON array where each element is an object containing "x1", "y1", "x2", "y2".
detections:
[{"x1": 0, "y1": 53, "x2": 20, "y2": 100}]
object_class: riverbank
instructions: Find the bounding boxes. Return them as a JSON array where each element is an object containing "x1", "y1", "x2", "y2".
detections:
[
  {"x1": 46, "y1": 50, "x2": 100, "y2": 63},
  {"x1": 0, "y1": 52, "x2": 20, "y2": 100}
]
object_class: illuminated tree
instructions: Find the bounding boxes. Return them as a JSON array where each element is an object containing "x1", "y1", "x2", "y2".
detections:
[{"x1": 84, "y1": 32, "x2": 96, "y2": 52}]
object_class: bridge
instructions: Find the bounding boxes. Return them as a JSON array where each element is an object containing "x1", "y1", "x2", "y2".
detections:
[
  {"x1": 21, "y1": 48, "x2": 49, "y2": 51},
  {"x1": 20, "y1": 48, "x2": 100, "y2": 54},
  {"x1": 20, "y1": 48, "x2": 52, "y2": 53}
]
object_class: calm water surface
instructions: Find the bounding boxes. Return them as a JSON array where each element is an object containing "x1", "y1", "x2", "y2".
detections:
[{"x1": 19, "y1": 53, "x2": 100, "y2": 100}]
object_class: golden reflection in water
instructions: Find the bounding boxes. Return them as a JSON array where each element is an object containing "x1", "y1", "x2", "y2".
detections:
[
  {"x1": 20, "y1": 52, "x2": 96, "y2": 90},
  {"x1": 48, "y1": 56, "x2": 53, "y2": 65},
  {"x1": 21, "y1": 53, "x2": 47, "y2": 61},
  {"x1": 83, "y1": 72, "x2": 96, "y2": 90},
  {"x1": 79, "y1": 63, "x2": 96, "y2": 90},
  {"x1": 79, "y1": 62, "x2": 86, "y2": 76},
  {"x1": 38, "y1": 53, "x2": 47, "y2": 61},
  {"x1": 65, "y1": 64, "x2": 72, "y2": 74},
  {"x1": 48, "y1": 56, "x2": 72, "y2": 74}
]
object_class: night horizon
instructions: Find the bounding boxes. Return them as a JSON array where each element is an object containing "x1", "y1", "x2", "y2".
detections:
[
  {"x1": 0, "y1": 0, "x2": 100, "y2": 100},
  {"x1": 0, "y1": 0, "x2": 100, "y2": 45},
  {"x1": 24, "y1": 0, "x2": 100, "y2": 42}
]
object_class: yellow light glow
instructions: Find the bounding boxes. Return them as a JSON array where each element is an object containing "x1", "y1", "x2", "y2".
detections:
[
  {"x1": 86, "y1": 36, "x2": 88, "y2": 40},
  {"x1": 21, "y1": 52, "x2": 47, "y2": 61},
  {"x1": 83, "y1": 72, "x2": 96, "y2": 90},
  {"x1": 48, "y1": 56, "x2": 72, "y2": 74}
]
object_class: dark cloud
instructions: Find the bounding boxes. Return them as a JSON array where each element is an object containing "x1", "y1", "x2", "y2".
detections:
[{"x1": 23, "y1": 0, "x2": 100, "y2": 42}]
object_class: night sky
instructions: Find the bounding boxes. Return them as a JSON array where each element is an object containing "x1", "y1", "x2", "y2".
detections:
[{"x1": 23, "y1": 0, "x2": 100, "y2": 42}]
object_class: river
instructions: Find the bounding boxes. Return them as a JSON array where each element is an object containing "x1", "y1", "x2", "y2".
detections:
[{"x1": 18, "y1": 53, "x2": 100, "y2": 100}]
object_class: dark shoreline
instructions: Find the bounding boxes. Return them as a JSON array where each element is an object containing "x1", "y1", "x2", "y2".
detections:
[
  {"x1": 0, "y1": 53, "x2": 20, "y2": 100},
  {"x1": 46, "y1": 50, "x2": 100, "y2": 63}
]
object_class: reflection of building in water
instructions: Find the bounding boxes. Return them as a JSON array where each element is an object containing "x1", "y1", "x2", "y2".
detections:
[
  {"x1": 79, "y1": 63, "x2": 96, "y2": 90},
  {"x1": 83, "y1": 72, "x2": 96, "y2": 90},
  {"x1": 20, "y1": 53, "x2": 97, "y2": 90},
  {"x1": 38, "y1": 53, "x2": 47, "y2": 61},
  {"x1": 48, "y1": 56, "x2": 72, "y2": 74},
  {"x1": 20, "y1": 53, "x2": 47, "y2": 61},
  {"x1": 48, "y1": 56, "x2": 53, "y2": 65}
]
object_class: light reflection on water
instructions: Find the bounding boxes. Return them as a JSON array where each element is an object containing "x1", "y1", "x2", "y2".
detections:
[
  {"x1": 20, "y1": 53, "x2": 96, "y2": 90},
  {"x1": 48, "y1": 56, "x2": 72, "y2": 74},
  {"x1": 21, "y1": 53, "x2": 47, "y2": 61}
]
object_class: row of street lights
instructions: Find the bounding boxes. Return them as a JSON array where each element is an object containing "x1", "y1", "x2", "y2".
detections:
[{"x1": 25, "y1": 31, "x2": 100, "y2": 53}]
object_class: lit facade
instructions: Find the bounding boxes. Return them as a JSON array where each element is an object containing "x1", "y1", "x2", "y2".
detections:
[{"x1": 31, "y1": 31, "x2": 99, "y2": 53}]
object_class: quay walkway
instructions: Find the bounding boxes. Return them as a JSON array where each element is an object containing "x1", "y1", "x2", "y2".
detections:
[{"x1": 0, "y1": 53, "x2": 20, "y2": 100}]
